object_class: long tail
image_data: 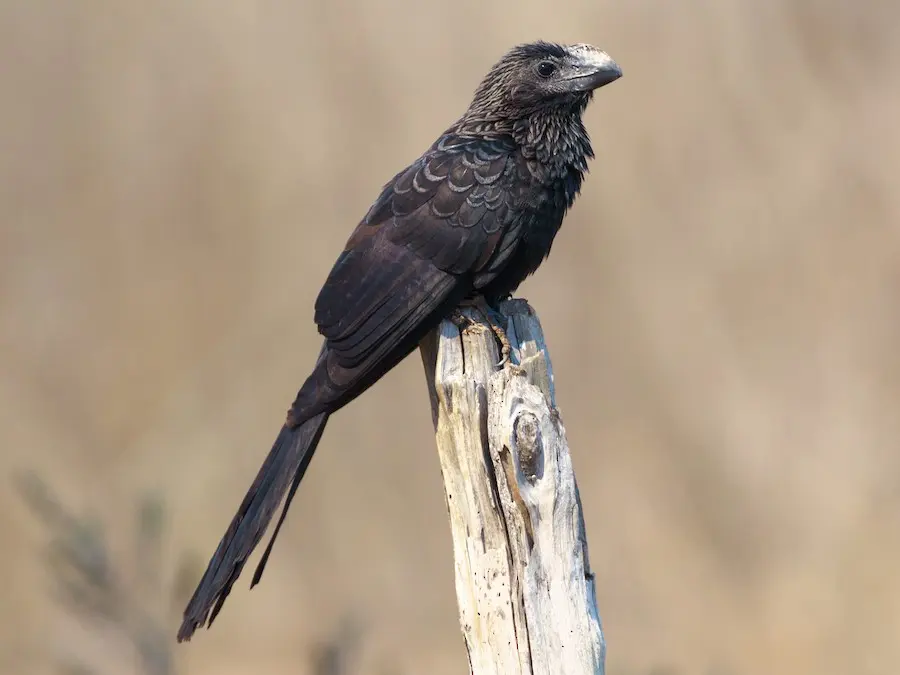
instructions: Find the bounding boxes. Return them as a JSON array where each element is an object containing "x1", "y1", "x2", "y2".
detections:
[{"x1": 177, "y1": 411, "x2": 329, "y2": 642}]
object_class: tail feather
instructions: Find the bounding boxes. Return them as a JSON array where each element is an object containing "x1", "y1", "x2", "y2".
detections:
[{"x1": 177, "y1": 411, "x2": 330, "y2": 642}]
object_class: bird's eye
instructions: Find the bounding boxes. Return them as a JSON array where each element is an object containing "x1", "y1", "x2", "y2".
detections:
[{"x1": 536, "y1": 61, "x2": 557, "y2": 78}]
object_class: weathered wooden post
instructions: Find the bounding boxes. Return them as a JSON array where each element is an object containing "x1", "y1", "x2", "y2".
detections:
[{"x1": 419, "y1": 298, "x2": 605, "y2": 675}]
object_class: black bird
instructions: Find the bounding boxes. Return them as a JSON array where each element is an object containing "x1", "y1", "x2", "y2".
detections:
[{"x1": 177, "y1": 40, "x2": 621, "y2": 642}]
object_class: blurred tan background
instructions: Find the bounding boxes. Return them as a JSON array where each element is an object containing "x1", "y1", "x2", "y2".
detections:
[{"x1": 2, "y1": 0, "x2": 899, "y2": 673}]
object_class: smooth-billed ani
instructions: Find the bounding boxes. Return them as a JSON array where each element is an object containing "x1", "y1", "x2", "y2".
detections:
[{"x1": 177, "y1": 40, "x2": 621, "y2": 642}]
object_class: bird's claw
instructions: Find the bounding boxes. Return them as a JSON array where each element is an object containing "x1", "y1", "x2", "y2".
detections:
[
  {"x1": 494, "y1": 330, "x2": 513, "y2": 368},
  {"x1": 481, "y1": 306, "x2": 514, "y2": 369},
  {"x1": 450, "y1": 309, "x2": 476, "y2": 330},
  {"x1": 455, "y1": 298, "x2": 516, "y2": 369}
]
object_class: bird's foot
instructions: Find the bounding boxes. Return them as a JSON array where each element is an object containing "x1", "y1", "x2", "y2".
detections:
[
  {"x1": 458, "y1": 297, "x2": 513, "y2": 368},
  {"x1": 450, "y1": 308, "x2": 477, "y2": 331},
  {"x1": 494, "y1": 327, "x2": 513, "y2": 368}
]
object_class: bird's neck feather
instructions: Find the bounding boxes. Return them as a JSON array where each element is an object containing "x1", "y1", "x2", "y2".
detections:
[
  {"x1": 513, "y1": 108, "x2": 594, "y2": 218},
  {"x1": 461, "y1": 107, "x2": 593, "y2": 174},
  {"x1": 512, "y1": 108, "x2": 594, "y2": 177},
  {"x1": 457, "y1": 99, "x2": 595, "y2": 211}
]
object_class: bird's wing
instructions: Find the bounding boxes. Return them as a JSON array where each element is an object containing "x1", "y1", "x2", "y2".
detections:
[{"x1": 313, "y1": 134, "x2": 523, "y2": 370}]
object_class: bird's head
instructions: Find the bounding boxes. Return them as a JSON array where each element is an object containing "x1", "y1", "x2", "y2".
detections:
[{"x1": 467, "y1": 41, "x2": 622, "y2": 120}]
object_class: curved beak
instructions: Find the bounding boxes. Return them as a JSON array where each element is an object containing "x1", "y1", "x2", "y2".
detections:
[{"x1": 565, "y1": 45, "x2": 622, "y2": 91}]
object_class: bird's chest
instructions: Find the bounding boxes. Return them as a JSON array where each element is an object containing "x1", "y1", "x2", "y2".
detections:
[
  {"x1": 481, "y1": 174, "x2": 577, "y2": 301},
  {"x1": 517, "y1": 165, "x2": 582, "y2": 261}
]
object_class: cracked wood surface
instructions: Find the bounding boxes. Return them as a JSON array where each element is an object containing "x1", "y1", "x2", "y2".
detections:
[{"x1": 420, "y1": 299, "x2": 605, "y2": 675}]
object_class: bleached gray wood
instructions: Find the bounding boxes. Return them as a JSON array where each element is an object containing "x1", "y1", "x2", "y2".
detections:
[{"x1": 420, "y1": 299, "x2": 605, "y2": 675}]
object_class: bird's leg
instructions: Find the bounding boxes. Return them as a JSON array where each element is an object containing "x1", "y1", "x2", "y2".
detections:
[{"x1": 458, "y1": 296, "x2": 513, "y2": 367}]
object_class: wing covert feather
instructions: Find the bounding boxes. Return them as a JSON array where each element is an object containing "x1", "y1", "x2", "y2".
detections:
[{"x1": 314, "y1": 134, "x2": 525, "y2": 371}]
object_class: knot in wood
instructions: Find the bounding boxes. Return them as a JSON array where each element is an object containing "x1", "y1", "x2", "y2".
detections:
[{"x1": 513, "y1": 412, "x2": 543, "y2": 483}]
